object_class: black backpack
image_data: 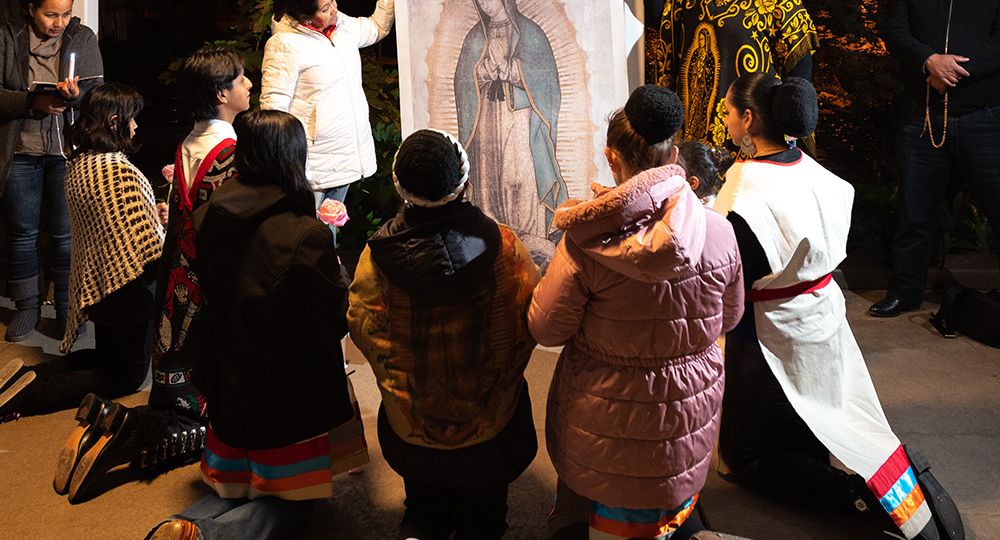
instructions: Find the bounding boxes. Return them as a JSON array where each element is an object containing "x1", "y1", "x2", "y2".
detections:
[{"x1": 930, "y1": 283, "x2": 1000, "y2": 347}]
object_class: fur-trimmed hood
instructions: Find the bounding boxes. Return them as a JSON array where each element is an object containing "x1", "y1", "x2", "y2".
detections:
[{"x1": 553, "y1": 164, "x2": 707, "y2": 283}]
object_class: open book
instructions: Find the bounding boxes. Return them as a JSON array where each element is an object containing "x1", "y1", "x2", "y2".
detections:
[{"x1": 28, "y1": 75, "x2": 102, "y2": 93}]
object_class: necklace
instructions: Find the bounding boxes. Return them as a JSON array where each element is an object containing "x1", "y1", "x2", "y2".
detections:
[
  {"x1": 923, "y1": 0, "x2": 954, "y2": 149},
  {"x1": 753, "y1": 145, "x2": 789, "y2": 158}
]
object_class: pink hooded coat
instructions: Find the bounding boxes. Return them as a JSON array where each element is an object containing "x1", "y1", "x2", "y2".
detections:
[{"x1": 528, "y1": 164, "x2": 744, "y2": 509}]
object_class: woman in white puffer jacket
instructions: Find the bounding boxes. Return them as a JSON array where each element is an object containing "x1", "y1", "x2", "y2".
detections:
[{"x1": 261, "y1": 0, "x2": 394, "y2": 242}]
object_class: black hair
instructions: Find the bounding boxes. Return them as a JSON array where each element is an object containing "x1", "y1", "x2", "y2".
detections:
[
  {"x1": 273, "y1": 0, "x2": 320, "y2": 23},
  {"x1": 233, "y1": 110, "x2": 310, "y2": 194},
  {"x1": 677, "y1": 140, "x2": 731, "y2": 199},
  {"x1": 68, "y1": 83, "x2": 143, "y2": 158},
  {"x1": 23, "y1": 0, "x2": 70, "y2": 12},
  {"x1": 178, "y1": 47, "x2": 244, "y2": 122},
  {"x1": 727, "y1": 74, "x2": 818, "y2": 146}
]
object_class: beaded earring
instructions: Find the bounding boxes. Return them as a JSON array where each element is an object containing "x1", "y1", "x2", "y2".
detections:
[{"x1": 738, "y1": 134, "x2": 756, "y2": 160}]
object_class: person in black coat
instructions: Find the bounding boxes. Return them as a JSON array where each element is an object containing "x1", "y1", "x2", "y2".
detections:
[
  {"x1": 871, "y1": 0, "x2": 1000, "y2": 317},
  {"x1": 146, "y1": 109, "x2": 362, "y2": 540}
]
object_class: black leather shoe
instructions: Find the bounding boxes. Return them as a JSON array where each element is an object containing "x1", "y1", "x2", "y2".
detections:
[
  {"x1": 53, "y1": 393, "x2": 113, "y2": 494},
  {"x1": 68, "y1": 402, "x2": 154, "y2": 503},
  {"x1": 868, "y1": 296, "x2": 919, "y2": 318},
  {"x1": 906, "y1": 445, "x2": 965, "y2": 540}
]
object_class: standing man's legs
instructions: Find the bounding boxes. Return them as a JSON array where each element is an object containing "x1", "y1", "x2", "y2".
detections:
[
  {"x1": 953, "y1": 105, "x2": 1000, "y2": 257},
  {"x1": 871, "y1": 114, "x2": 952, "y2": 316}
]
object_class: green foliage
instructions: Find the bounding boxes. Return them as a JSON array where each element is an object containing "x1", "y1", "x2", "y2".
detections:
[
  {"x1": 338, "y1": 60, "x2": 403, "y2": 254},
  {"x1": 810, "y1": 0, "x2": 991, "y2": 255},
  {"x1": 942, "y1": 193, "x2": 993, "y2": 255},
  {"x1": 160, "y1": 0, "x2": 272, "y2": 83},
  {"x1": 810, "y1": 0, "x2": 903, "y2": 254},
  {"x1": 159, "y1": 1, "x2": 272, "y2": 89}
]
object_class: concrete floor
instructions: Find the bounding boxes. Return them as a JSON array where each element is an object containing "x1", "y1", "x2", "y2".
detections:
[{"x1": 0, "y1": 290, "x2": 997, "y2": 539}]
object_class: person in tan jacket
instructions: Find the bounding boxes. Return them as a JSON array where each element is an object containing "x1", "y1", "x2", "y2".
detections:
[
  {"x1": 349, "y1": 129, "x2": 540, "y2": 540},
  {"x1": 528, "y1": 86, "x2": 744, "y2": 540}
]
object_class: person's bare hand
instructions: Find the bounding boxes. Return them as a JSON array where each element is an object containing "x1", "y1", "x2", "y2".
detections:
[
  {"x1": 925, "y1": 54, "x2": 970, "y2": 88},
  {"x1": 156, "y1": 202, "x2": 170, "y2": 226},
  {"x1": 32, "y1": 93, "x2": 67, "y2": 115},
  {"x1": 927, "y1": 75, "x2": 950, "y2": 95},
  {"x1": 56, "y1": 76, "x2": 80, "y2": 100}
]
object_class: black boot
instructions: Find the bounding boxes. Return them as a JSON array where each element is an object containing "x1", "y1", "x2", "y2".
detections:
[
  {"x1": 847, "y1": 473, "x2": 883, "y2": 515},
  {"x1": 65, "y1": 405, "x2": 205, "y2": 502},
  {"x1": 5, "y1": 276, "x2": 40, "y2": 341},
  {"x1": 67, "y1": 402, "x2": 161, "y2": 503},
  {"x1": 137, "y1": 410, "x2": 207, "y2": 469},
  {"x1": 906, "y1": 445, "x2": 965, "y2": 540},
  {"x1": 51, "y1": 268, "x2": 71, "y2": 338},
  {"x1": 53, "y1": 393, "x2": 113, "y2": 495}
]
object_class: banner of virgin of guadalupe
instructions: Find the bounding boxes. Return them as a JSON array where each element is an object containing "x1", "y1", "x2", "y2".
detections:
[
  {"x1": 397, "y1": 0, "x2": 634, "y2": 266},
  {"x1": 647, "y1": 0, "x2": 818, "y2": 147}
]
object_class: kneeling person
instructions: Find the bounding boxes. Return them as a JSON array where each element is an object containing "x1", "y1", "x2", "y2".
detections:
[{"x1": 348, "y1": 129, "x2": 541, "y2": 540}]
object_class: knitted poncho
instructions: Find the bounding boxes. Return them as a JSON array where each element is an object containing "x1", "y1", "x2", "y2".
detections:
[{"x1": 61, "y1": 152, "x2": 165, "y2": 352}]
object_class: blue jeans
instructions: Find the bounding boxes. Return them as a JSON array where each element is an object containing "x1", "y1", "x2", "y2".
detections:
[
  {"x1": 313, "y1": 184, "x2": 350, "y2": 247},
  {"x1": 149, "y1": 494, "x2": 309, "y2": 540},
  {"x1": 889, "y1": 104, "x2": 1000, "y2": 304},
  {"x1": 2, "y1": 154, "x2": 70, "y2": 281}
]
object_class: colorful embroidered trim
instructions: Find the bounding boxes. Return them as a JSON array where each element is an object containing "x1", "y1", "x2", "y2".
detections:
[
  {"x1": 589, "y1": 494, "x2": 698, "y2": 540},
  {"x1": 153, "y1": 368, "x2": 193, "y2": 387},
  {"x1": 201, "y1": 428, "x2": 334, "y2": 501},
  {"x1": 867, "y1": 445, "x2": 934, "y2": 539}
]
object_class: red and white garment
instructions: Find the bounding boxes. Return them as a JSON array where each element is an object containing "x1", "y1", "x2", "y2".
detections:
[{"x1": 713, "y1": 153, "x2": 932, "y2": 539}]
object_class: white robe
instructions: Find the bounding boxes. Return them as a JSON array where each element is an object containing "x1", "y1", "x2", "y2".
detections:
[{"x1": 714, "y1": 153, "x2": 932, "y2": 539}]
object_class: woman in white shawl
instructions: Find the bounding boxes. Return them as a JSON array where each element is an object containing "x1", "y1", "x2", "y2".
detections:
[{"x1": 713, "y1": 75, "x2": 962, "y2": 540}]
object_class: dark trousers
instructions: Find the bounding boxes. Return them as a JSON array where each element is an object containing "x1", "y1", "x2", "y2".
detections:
[
  {"x1": 23, "y1": 276, "x2": 153, "y2": 415},
  {"x1": 2, "y1": 154, "x2": 70, "y2": 280},
  {"x1": 719, "y1": 324, "x2": 857, "y2": 511},
  {"x1": 399, "y1": 480, "x2": 509, "y2": 540},
  {"x1": 889, "y1": 104, "x2": 1000, "y2": 304}
]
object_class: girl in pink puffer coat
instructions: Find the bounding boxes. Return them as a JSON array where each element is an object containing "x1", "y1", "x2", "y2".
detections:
[{"x1": 528, "y1": 86, "x2": 744, "y2": 540}]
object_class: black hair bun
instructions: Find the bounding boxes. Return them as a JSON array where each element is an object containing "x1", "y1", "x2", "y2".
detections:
[
  {"x1": 771, "y1": 77, "x2": 818, "y2": 139},
  {"x1": 624, "y1": 85, "x2": 684, "y2": 145}
]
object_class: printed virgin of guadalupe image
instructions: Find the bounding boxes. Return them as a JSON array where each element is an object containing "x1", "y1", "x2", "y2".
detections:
[{"x1": 455, "y1": 0, "x2": 568, "y2": 263}]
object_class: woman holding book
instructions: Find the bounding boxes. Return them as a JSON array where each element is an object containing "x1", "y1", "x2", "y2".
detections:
[{"x1": 0, "y1": 0, "x2": 103, "y2": 341}]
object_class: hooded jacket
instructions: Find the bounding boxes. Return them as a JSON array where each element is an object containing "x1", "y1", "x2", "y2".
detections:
[
  {"x1": 260, "y1": 2, "x2": 393, "y2": 190},
  {"x1": 0, "y1": 17, "x2": 104, "y2": 195},
  {"x1": 349, "y1": 201, "x2": 540, "y2": 458},
  {"x1": 528, "y1": 164, "x2": 744, "y2": 509},
  {"x1": 192, "y1": 179, "x2": 354, "y2": 449}
]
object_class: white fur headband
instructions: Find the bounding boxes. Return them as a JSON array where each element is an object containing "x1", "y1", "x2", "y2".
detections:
[{"x1": 392, "y1": 129, "x2": 471, "y2": 208}]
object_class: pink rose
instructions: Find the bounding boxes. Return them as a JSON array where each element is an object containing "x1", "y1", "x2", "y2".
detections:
[
  {"x1": 161, "y1": 164, "x2": 175, "y2": 182},
  {"x1": 317, "y1": 199, "x2": 350, "y2": 227}
]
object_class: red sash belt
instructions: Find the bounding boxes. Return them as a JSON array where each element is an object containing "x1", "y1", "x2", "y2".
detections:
[{"x1": 747, "y1": 273, "x2": 833, "y2": 303}]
